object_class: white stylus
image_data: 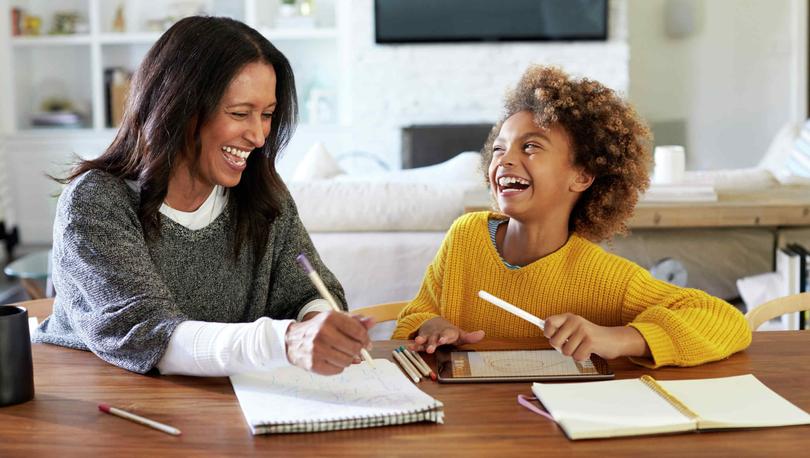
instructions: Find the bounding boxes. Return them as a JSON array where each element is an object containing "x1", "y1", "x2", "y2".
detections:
[{"x1": 478, "y1": 290, "x2": 545, "y2": 331}]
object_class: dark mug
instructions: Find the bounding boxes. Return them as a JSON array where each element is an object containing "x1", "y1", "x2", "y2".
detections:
[{"x1": 0, "y1": 306, "x2": 35, "y2": 406}]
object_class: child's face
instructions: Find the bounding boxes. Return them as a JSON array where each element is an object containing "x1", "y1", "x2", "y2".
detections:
[{"x1": 487, "y1": 111, "x2": 592, "y2": 223}]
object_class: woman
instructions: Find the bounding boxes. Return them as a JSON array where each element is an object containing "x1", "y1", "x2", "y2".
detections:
[{"x1": 34, "y1": 16, "x2": 371, "y2": 376}]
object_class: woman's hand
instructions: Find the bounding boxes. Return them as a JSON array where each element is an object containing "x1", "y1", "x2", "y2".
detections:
[
  {"x1": 543, "y1": 313, "x2": 650, "y2": 361},
  {"x1": 284, "y1": 311, "x2": 373, "y2": 375},
  {"x1": 410, "y1": 317, "x2": 485, "y2": 354}
]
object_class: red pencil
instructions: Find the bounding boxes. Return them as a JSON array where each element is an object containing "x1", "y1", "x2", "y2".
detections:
[
  {"x1": 98, "y1": 403, "x2": 181, "y2": 436},
  {"x1": 409, "y1": 349, "x2": 438, "y2": 381}
]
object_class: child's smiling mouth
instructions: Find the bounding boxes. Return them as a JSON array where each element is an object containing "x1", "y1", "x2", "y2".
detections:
[{"x1": 497, "y1": 174, "x2": 531, "y2": 195}]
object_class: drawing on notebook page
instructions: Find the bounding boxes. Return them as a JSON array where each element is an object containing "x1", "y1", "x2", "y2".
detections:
[
  {"x1": 257, "y1": 362, "x2": 423, "y2": 406},
  {"x1": 230, "y1": 358, "x2": 444, "y2": 436}
]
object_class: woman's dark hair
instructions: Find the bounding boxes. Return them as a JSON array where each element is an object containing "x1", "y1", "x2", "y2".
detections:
[{"x1": 60, "y1": 16, "x2": 297, "y2": 259}]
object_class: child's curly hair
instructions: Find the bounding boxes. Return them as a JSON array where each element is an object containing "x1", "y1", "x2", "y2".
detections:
[{"x1": 482, "y1": 65, "x2": 652, "y2": 242}]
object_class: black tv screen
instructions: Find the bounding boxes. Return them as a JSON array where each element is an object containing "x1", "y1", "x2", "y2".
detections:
[{"x1": 375, "y1": 0, "x2": 608, "y2": 44}]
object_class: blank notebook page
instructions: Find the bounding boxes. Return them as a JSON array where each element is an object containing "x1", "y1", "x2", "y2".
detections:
[
  {"x1": 533, "y1": 378, "x2": 695, "y2": 438},
  {"x1": 230, "y1": 359, "x2": 443, "y2": 434},
  {"x1": 659, "y1": 374, "x2": 810, "y2": 428}
]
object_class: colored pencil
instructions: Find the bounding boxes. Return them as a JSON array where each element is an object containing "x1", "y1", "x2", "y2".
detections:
[
  {"x1": 98, "y1": 404, "x2": 181, "y2": 436},
  {"x1": 297, "y1": 254, "x2": 374, "y2": 366},
  {"x1": 392, "y1": 350, "x2": 421, "y2": 383},
  {"x1": 409, "y1": 349, "x2": 438, "y2": 381}
]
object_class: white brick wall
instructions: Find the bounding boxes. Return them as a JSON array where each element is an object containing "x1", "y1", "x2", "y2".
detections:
[{"x1": 341, "y1": 0, "x2": 630, "y2": 169}]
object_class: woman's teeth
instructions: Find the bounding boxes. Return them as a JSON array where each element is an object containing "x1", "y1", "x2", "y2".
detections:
[{"x1": 222, "y1": 146, "x2": 250, "y2": 165}]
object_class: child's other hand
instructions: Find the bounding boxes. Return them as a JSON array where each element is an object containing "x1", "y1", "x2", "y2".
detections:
[
  {"x1": 543, "y1": 313, "x2": 649, "y2": 362},
  {"x1": 410, "y1": 317, "x2": 485, "y2": 354}
]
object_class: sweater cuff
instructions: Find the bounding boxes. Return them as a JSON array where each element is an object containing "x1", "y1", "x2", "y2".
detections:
[
  {"x1": 392, "y1": 312, "x2": 439, "y2": 340},
  {"x1": 626, "y1": 322, "x2": 677, "y2": 369}
]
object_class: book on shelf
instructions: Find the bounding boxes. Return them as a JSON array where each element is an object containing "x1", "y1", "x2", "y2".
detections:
[
  {"x1": 230, "y1": 359, "x2": 444, "y2": 434},
  {"x1": 786, "y1": 243, "x2": 809, "y2": 329},
  {"x1": 531, "y1": 374, "x2": 810, "y2": 440},
  {"x1": 104, "y1": 67, "x2": 131, "y2": 128},
  {"x1": 776, "y1": 245, "x2": 805, "y2": 330}
]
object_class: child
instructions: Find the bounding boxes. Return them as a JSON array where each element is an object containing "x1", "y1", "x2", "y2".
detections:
[{"x1": 393, "y1": 66, "x2": 751, "y2": 368}]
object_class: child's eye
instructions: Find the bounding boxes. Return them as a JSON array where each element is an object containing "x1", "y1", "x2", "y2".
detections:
[
  {"x1": 524, "y1": 143, "x2": 541, "y2": 152},
  {"x1": 492, "y1": 146, "x2": 505, "y2": 155}
]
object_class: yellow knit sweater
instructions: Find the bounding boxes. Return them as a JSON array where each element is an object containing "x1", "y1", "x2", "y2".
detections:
[{"x1": 393, "y1": 212, "x2": 752, "y2": 368}]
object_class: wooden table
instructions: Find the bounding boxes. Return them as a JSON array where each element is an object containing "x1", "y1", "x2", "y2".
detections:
[
  {"x1": 2, "y1": 328, "x2": 809, "y2": 457},
  {"x1": 464, "y1": 187, "x2": 810, "y2": 229}
]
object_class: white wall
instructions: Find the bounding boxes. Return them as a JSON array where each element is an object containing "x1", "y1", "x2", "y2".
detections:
[
  {"x1": 333, "y1": 0, "x2": 630, "y2": 170},
  {"x1": 628, "y1": 0, "x2": 805, "y2": 170}
]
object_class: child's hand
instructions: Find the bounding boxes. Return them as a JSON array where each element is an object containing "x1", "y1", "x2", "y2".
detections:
[
  {"x1": 410, "y1": 317, "x2": 485, "y2": 354},
  {"x1": 543, "y1": 313, "x2": 650, "y2": 362}
]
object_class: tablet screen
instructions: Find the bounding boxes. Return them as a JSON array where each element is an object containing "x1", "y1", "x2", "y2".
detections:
[{"x1": 436, "y1": 349, "x2": 613, "y2": 383}]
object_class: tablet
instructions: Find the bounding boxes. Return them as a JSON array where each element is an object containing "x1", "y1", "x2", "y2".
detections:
[{"x1": 436, "y1": 349, "x2": 614, "y2": 383}]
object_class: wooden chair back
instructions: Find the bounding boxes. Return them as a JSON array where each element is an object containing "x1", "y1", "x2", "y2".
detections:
[
  {"x1": 352, "y1": 301, "x2": 408, "y2": 323},
  {"x1": 744, "y1": 293, "x2": 810, "y2": 331}
]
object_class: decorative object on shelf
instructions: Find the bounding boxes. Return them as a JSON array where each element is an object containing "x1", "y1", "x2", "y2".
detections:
[
  {"x1": 50, "y1": 11, "x2": 82, "y2": 35},
  {"x1": 31, "y1": 97, "x2": 83, "y2": 128},
  {"x1": 276, "y1": 0, "x2": 315, "y2": 28},
  {"x1": 22, "y1": 14, "x2": 42, "y2": 36},
  {"x1": 280, "y1": 0, "x2": 298, "y2": 17},
  {"x1": 299, "y1": 0, "x2": 315, "y2": 16},
  {"x1": 306, "y1": 88, "x2": 334, "y2": 124},
  {"x1": 112, "y1": 4, "x2": 126, "y2": 33},
  {"x1": 145, "y1": 1, "x2": 207, "y2": 32},
  {"x1": 11, "y1": 8, "x2": 23, "y2": 36}
]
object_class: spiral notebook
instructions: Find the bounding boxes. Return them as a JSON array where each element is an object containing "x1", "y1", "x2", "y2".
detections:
[
  {"x1": 531, "y1": 374, "x2": 810, "y2": 440},
  {"x1": 230, "y1": 359, "x2": 444, "y2": 434}
]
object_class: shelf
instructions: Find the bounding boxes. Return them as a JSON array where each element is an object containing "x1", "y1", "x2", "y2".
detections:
[
  {"x1": 259, "y1": 27, "x2": 338, "y2": 40},
  {"x1": 99, "y1": 32, "x2": 163, "y2": 45},
  {"x1": 12, "y1": 35, "x2": 92, "y2": 46}
]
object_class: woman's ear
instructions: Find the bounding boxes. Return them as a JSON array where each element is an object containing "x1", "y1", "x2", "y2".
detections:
[{"x1": 570, "y1": 169, "x2": 594, "y2": 193}]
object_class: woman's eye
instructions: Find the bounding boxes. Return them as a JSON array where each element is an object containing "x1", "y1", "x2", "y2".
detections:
[
  {"x1": 524, "y1": 143, "x2": 541, "y2": 152},
  {"x1": 230, "y1": 112, "x2": 248, "y2": 119},
  {"x1": 492, "y1": 146, "x2": 504, "y2": 155},
  {"x1": 261, "y1": 113, "x2": 273, "y2": 120}
]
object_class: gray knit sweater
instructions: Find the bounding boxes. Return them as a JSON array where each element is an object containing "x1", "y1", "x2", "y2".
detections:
[{"x1": 34, "y1": 169, "x2": 346, "y2": 374}]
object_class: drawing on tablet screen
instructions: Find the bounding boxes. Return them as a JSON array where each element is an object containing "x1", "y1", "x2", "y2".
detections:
[{"x1": 466, "y1": 350, "x2": 598, "y2": 377}]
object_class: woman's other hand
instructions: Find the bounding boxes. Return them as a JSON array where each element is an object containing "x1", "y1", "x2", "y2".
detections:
[
  {"x1": 284, "y1": 311, "x2": 373, "y2": 375},
  {"x1": 410, "y1": 317, "x2": 485, "y2": 354}
]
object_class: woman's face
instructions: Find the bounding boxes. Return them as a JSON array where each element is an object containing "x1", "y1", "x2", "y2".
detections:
[
  {"x1": 487, "y1": 110, "x2": 592, "y2": 223},
  {"x1": 196, "y1": 61, "x2": 277, "y2": 189}
]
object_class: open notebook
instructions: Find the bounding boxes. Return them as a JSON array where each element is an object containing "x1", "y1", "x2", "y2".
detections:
[
  {"x1": 532, "y1": 374, "x2": 810, "y2": 440},
  {"x1": 230, "y1": 359, "x2": 444, "y2": 434}
]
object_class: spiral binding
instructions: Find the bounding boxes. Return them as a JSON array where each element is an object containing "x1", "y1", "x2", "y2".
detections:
[
  {"x1": 255, "y1": 405, "x2": 444, "y2": 434},
  {"x1": 640, "y1": 375, "x2": 700, "y2": 421}
]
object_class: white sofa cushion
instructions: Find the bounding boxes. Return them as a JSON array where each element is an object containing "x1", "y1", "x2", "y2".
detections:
[
  {"x1": 289, "y1": 151, "x2": 487, "y2": 232},
  {"x1": 289, "y1": 180, "x2": 484, "y2": 232},
  {"x1": 291, "y1": 142, "x2": 345, "y2": 181}
]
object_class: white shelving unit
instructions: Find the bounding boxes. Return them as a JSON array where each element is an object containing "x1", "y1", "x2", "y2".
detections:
[
  {"x1": 0, "y1": 0, "x2": 350, "y2": 244},
  {"x1": 2, "y1": 0, "x2": 347, "y2": 132}
]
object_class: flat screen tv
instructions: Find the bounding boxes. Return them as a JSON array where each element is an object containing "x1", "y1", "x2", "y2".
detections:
[{"x1": 375, "y1": 0, "x2": 608, "y2": 44}]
